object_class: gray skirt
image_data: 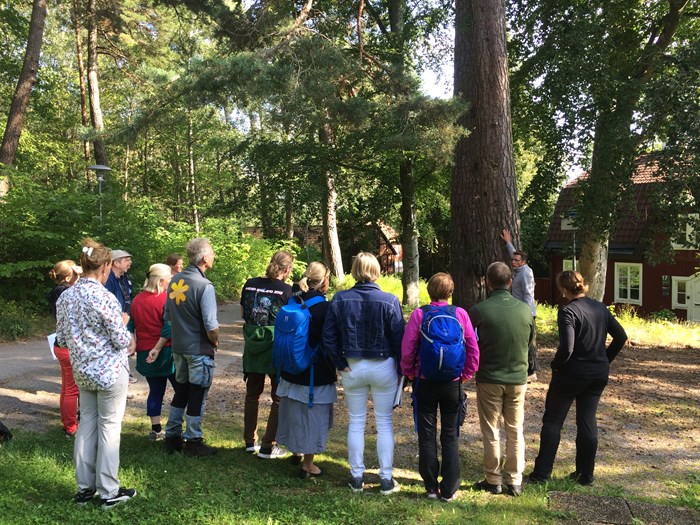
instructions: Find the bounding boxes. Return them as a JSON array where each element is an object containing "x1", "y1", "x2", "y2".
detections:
[{"x1": 277, "y1": 382, "x2": 335, "y2": 454}]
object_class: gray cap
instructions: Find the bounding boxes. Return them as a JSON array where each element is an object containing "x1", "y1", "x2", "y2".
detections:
[{"x1": 111, "y1": 249, "x2": 132, "y2": 261}]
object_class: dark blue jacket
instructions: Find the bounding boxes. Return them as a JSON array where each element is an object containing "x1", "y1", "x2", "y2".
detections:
[{"x1": 322, "y1": 281, "x2": 405, "y2": 370}]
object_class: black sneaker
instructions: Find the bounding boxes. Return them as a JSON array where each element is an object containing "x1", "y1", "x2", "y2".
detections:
[
  {"x1": 164, "y1": 435, "x2": 184, "y2": 454},
  {"x1": 526, "y1": 472, "x2": 549, "y2": 484},
  {"x1": 74, "y1": 489, "x2": 96, "y2": 505},
  {"x1": 183, "y1": 438, "x2": 218, "y2": 457},
  {"x1": 100, "y1": 487, "x2": 136, "y2": 508},
  {"x1": 473, "y1": 479, "x2": 503, "y2": 494},
  {"x1": 568, "y1": 471, "x2": 594, "y2": 486},
  {"x1": 379, "y1": 478, "x2": 400, "y2": 495},
  {"x1": 504, "y1": 484, "x2": 522, "y2": 497}
]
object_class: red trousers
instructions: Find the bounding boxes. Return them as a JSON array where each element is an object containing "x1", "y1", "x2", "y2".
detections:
[{"x1": 54, "y1": 346, "x2": 79, "y2": 434}]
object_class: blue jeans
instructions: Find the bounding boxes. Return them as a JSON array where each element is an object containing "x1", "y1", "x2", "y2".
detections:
[
  {"x1": 166, "y1": 354, "x2": 216, "y2": 440},
  {"x1": 145, "y1": 374, "x2": 179, "y2": 417}
]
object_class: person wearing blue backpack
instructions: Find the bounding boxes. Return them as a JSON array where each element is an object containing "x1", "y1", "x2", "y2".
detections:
[
  {"x1": 275, "y1": 262, "x2": 337, "y2": 479},
  {"x1": 400, "y1": 272, "x2": 480, "y2": 502}
]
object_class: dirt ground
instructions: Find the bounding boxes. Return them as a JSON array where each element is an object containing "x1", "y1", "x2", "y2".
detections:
[{"x1": 1, "y1": 303, "x2": 698, "y2": 501}]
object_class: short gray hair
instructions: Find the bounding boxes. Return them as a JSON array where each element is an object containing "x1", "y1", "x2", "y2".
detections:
[{"x1": 186, "y1": 238, "x2": 212, "y2": 265}]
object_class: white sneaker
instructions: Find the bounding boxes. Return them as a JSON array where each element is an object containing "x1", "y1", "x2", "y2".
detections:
[
  {"x1": 245, "y1": 443, "x2": 260, "y2": 453},
  {"x1": 257, "y1": 445, "x2": 288, "y2": 459}
]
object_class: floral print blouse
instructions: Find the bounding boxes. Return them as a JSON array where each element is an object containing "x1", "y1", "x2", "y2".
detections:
[{"x1": 56, "y1": 277, "x2": 131, "y2": 390}]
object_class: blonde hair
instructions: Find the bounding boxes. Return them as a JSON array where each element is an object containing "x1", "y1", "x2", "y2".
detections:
[
  {"x1": 143, "y1": 263, "x2": 172, "y2": 293},
  {"x1": 299, "y1": 262, "x2": 330, "y2": 292},
  {"x1": 426, "y1": 272, "x2": 454, "y2": 301},
  {"x1": 49, "y1": 260, "x2": 78, "y2": 285},
  {"x1": 351, "y1": 252, "x2": 380, "y2": 282},
  {"x1": 557, "y1": 270, "x2": 589, "y2": 295},
  {"x1": 266, "y1": 250, "x2": 294, "y2": 280},
  {"x1": 79, "y1": 238, "x2": 112, "y2": 273}
]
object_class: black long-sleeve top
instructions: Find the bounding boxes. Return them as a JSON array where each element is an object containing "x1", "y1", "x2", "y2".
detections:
[{"x1": 551, "y1": 296, "x2": 628, "y2": 379}]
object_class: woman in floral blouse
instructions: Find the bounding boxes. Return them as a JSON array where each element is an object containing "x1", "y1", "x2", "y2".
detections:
[{"x1": 55, "y1": 238, "x2": 137, "y2": 509}]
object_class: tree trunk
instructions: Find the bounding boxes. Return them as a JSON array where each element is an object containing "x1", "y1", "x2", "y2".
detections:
[
  {"x1": 87, "y1": 0, "x2": 107, "y2": 166},
  {"x1": 0, "y1": 0, "x2": 47, "y2": 195},
  {"x1": 451, "y1": 0, "x2": 520, "y2": 309},
  {"x1": 399, "y1": 158, "x2": 419, "y2": 307},
  {"x1": 187, "y1": 115, "x2": 200, "y2": 233},
  {"x1": 72, "y1": 0, "x2": 90, "y2": 165},
  {"x1": 285, "y1": 189, "x2": 294, "y2": 240},
  {"x1": 578, "y1": 234, "x2": 609, "y2": 301},
  {"x1": 319, "y1": 122, "x2": 345, "y2": 282}
]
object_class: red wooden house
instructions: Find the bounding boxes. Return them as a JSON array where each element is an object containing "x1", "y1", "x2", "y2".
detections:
[{"x1": 544, "y1": 159, "x2": 699, "y2": 320}]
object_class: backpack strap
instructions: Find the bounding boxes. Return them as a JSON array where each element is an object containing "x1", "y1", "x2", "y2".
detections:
[{"x1": 303, "y1": 295, "x2": 326, "y2": 309}]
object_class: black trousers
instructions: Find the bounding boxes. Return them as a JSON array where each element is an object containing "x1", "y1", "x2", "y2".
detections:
[
  {"x1": 416, "y1": 379, "x2": 462, "y2": 497},
  {"x1": 532, "y1": 372, "x2": 608, "y2": 480},
  {"x1": 528, "y1": 318, "x2": 539, "y2": 375}
]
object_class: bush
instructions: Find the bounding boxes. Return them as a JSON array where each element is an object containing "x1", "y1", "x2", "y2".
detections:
[
  {"x1": 647, "y1": 308, "x2": 678, "y2": 322},
  {"x1": 0, "y1": 299, "x2": 40, "y2": 341}
]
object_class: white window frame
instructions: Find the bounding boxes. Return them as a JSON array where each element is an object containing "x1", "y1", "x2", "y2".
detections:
[
  {"x1": 671, "y1": 276, "x2": 690, "y2": 310},
  {"x1": 614, "y1": 263, "x2": 643, "y2": 305}
]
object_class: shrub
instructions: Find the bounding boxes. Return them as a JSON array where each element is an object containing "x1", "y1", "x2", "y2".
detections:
[
  {"x1": 647, "y1": 309, "x2": 678, "y2": 322},
  {"x1": 0, "y1": 299, "x2": 40, "y2": 341}
]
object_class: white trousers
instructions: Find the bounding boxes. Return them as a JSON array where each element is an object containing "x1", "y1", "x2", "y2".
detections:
[
  {"x1": 74, "y1": 367, "x2": 128, "y2": 498},
  {"x1": 341, "y1": 357, "x2": 397, "y2": 480}
]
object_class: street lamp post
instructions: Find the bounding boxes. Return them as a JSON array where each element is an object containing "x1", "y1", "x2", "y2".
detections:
[{"x1": 88, "y1": 164, "x2": 111, "y2": 235}]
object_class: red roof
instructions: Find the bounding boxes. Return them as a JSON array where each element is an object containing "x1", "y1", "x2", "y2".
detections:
[{"x1": 546, "y1": 157, "x2": 662, "y2": 251}]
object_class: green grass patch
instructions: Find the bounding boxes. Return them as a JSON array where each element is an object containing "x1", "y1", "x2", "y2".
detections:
[{"x1": 0, "y1": 418, "x2": 562, "y2": 525}]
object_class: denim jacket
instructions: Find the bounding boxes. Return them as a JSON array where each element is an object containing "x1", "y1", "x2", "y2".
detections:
[{"x1": 322, "y1": 281, "x2": 405, "y2": 370}]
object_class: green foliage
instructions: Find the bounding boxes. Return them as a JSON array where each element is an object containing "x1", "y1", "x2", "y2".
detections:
[
  {"x1": 0, "y1": 298, "x2": 39, "y2": 341},
  {"x1": 646, "y1": 309, "x2": 678, "y2": 323},
  {"x1": 331, "y1": 273, "x2": 430, "y2": 312}
]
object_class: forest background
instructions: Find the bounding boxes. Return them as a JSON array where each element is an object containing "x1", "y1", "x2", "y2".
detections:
[{"x1": 0, "y1": 0, "x2": 698, "y2": 339}]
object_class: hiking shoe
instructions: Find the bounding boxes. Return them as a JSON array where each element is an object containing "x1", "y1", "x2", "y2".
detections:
[
  {"x1": 474, "y1": 479, "x2": 502, "y2": 494},
  {"x1": 74, "y1": 489, "x2": 96, "y2": 506},
  {"x1": 148, "y1": 430, "x2": 165, "y2": 442},
  {"x1": 128, "y1": 374, "x2": 138, "y2": 384},
  {"x1": 100, "y1": 487, "x2": 136, "y2": 509},
  {"x1": 379, "y1": 478, "x2": 400, "y2": 495},
  {"x1": 183, "y1": 438, "x2": 218, "y2": 457},
  {"x1": 426, "y1": 488, "x2": 439, "y2": 500},
  {"x1": 126, "y1": 392, "x2": 135, "y2": 400},
  {"x1": 64, "y1": 429, "x2": 76, "y2": 438},
  {"x1": 257, "y1": 445, "x2": 288, "y2": 459},
  {"x1": 348, "y1": 477, "x2": 364, "y2": 493},
  {"x1": 505, "y1": 484, "x2": 522, "y2": 497},
  {"x1": 245, "y1": 442, "x2": 260, "y2": 453},
  {"x1": 164, "y1": 435, "x2": 184, "y2": 454}
]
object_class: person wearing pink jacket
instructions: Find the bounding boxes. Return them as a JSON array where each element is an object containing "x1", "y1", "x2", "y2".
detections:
[{"x1": 401, "y1": 273, "x2": 479, "y2": 502}]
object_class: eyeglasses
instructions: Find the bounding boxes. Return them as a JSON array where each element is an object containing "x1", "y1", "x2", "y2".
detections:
[{"x1": 511, "y1": 258, "x2": 522, "y2": 262}]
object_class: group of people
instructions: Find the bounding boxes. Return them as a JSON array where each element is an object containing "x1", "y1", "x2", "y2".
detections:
[{"x1": 49, "y1": 233, "x2": 627, "y2": 509}]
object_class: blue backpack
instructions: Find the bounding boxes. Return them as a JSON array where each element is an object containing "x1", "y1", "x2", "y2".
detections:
[
  {"x1": 272, "y1": 295, "x2": 326, "y2": 406},
  {"x1": 418, "y1": 305, "x2": 466, "y2": 381}
]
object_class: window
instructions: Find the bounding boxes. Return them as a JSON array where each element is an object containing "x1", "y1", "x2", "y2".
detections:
[
  {"x1": 614, "y1": 263, "x2": 642, "y2": 305},
  {"x1": 672, "y1": 276, "x2": 690, "y2": 309},
  {"x1": 563, "y1": 259, "x2": 574, "y2": 271}
]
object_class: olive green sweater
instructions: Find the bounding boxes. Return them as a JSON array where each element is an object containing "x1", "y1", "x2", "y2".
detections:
[{"x1": 469, "y1": 289, "x2": 534, "y2": 385}]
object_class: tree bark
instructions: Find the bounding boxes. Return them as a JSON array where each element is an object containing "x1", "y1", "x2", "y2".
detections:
[
  {"x1": 319, "y1": 122, "x2": 345, "y2": 282},
  {"x1": 451, "y1": 0, "x2": 520, "y2": 308},
  {"x1": 399, "y1": 158, "x2": 420, "y2": 307},
  {"x1": 72, "y1": 0, "x2": 90, "y2": 166},
  {"x1": 0, "y1": 0, "x2": 48, "y2": 195},
  {"x1": 86, "y1": 0, "x2": 108, "y2": 166},
  {"x1": 187, "y1": 115, "x2": 200, "y2": 233}
]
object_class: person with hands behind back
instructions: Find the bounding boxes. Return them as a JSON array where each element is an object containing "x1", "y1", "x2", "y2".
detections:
[{"x1": 401, "y1": 272, "x2": 479, "y2": 502}]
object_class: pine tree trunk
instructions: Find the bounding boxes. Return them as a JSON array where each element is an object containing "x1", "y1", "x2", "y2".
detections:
[
  {"x1": 0, "y1": 0, "x2": 47, "y2": 195},
  {"x1": 72, "y1": 0, "x2": 90, "y2": 165},
  {"x1": 399, "y1": 158, "x2": 419, "y2": 307},
  {"x1": 187, "y1": 116, "x2": 200, "y2": 233},
  {"x1": 86, "y1": 0, "x2": 107, "y2": 166},
  {"x1": 451, "y1": 0, "x2": 520, "y2": 308},
  {"x1": 319, "y1": 122, "x2": 344, "y2": 282}
]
